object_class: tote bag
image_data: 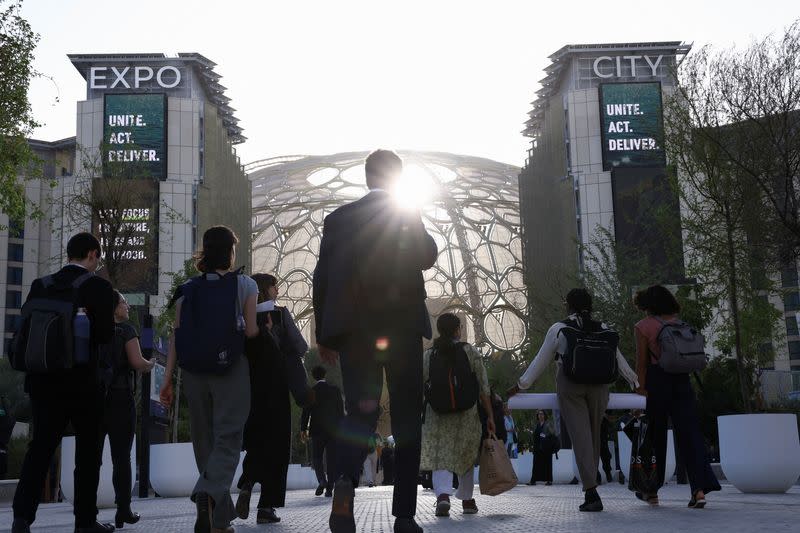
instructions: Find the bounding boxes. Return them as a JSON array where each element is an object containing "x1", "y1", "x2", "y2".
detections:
[{"x1": 478, "y1": 436, "x2": 518, "y2": 496}]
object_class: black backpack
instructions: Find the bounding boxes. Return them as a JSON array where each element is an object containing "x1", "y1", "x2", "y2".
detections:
[
  {"x1": 175, "y1": 270, "x2": 245, "y2": 374},
  {"x1": 425, "y1": 342, "x2": 479, "y2": 414},
  {"x1": 8, "y1": 272, "x2": 93, "y2": 373},
  {"x1": 558, "y1": 318, "x2": 619, "y2": 385}
]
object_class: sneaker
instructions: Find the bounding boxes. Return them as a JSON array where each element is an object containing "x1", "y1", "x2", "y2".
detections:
[
  {"x1": 235, "y1": 485, "x2": 252, "y2": 520},
  {"x1": 195, "y1": 492, "x2": 211, "y2": 533},
  {"x1": 462, "y1": 499, "x2": 478, "y2": 514},
  {"x1": 579, "y1": 488, "x2": 603, "y2": 512},
  {"x1": 329, "y1": 478, "x2": 356, "y2": 533},
  {"x1": 257, "y1": 508, "x2": 281, "y2": 524},
  {"x1": 435, "y1": 494, "x2": 451, "y2": 517},
  {"x1": 315, "y1": 484, "x2": 325, "y2": 496}
]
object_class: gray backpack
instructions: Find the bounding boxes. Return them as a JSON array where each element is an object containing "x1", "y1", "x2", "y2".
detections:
[{"x1": 655, "y1": 317, "x2": 708, "y2": 374}]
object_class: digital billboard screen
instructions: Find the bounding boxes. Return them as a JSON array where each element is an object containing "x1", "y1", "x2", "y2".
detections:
[
  {"x1": 599, "y1": 82, "x2": 666, "y2": 171},
  {"x1": 103, "y1": 93, "x2": 167, "y2": 180}
]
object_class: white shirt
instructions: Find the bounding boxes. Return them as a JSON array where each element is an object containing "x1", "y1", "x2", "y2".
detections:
[{"x1": 518, "y1": 317, "x2": 639, "y2": 390}]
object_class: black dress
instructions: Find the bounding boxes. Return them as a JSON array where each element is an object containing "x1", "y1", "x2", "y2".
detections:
[
  {"x1": 531, "y1": 422, "x2": 554, "y2": 483},
  {"x1": 238, "y1": 307, "x2": 309, "y2": 509}
]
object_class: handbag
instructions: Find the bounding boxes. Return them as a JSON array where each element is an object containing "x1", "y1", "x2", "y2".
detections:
[
  {"x1": 624, "y1": 415, "x2": 661, "y2": 494},
  {"x1": 478, "y1": 436, "x2": 518, "y2": 496}
]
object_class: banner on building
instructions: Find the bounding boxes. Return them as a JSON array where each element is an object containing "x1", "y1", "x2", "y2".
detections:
[
  {"x1": 599, "y1": 82, "x2": 666, "y2": 170},
  {"x1": 103, "y1": 93, "x2": 167, "y2": 180}
]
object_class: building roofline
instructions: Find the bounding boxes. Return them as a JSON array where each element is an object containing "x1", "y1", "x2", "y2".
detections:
[
  {"x1": 68, "y1": 53, "x2": 246, "y2": 144},
  {"x1": 28, "y1": 136, "x2": 77, "y2": 150}
]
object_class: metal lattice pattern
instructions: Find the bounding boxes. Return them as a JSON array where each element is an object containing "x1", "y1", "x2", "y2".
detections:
[{"x1": 247, "y1": 151, "x2": 527, "y2": 354}]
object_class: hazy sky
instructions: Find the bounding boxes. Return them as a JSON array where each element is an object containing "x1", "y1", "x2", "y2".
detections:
[{"x1": 22, "y1": 0, "x2": 800, "y2": 167}]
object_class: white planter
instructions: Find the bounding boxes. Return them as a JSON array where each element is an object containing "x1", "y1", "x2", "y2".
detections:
[
  {"x1": 61, "y1": 436, "x2": 135, "y2": 509},
  {"x1": 286, "y1": 464, "x2": 318, "y2": 490},
  {"x1": 718, "y1": 414, "x2": 800, "y2": 494},
  {"x1": 511, "y1": 452, "x2": 533, "y2": 484},
  {"x1": 552, "y1": 449, "x2": 576, "y2": 484},
  {"x1": 150, "y1": 443, "x2": 197, "y2": 498},
  {"x1": 618, "y1": 430, "x2": 675, "y2": 482}
]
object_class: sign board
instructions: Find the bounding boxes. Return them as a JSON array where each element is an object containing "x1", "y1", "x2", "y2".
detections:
[
  {"x1": 150, "y1": 361, "x2": 169, "y2": 420},
  {"x1": 103, "y1": 93, "x2": 167, "y2": 180},
  {"x1": 599, "y1": 82, "x2": 666, "y2": 170}
]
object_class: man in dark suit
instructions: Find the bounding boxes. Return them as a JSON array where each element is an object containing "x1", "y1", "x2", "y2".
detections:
[
  {"x1": 313, "y1": 149, "x2": 437, "y2": 533},
  {"x1": 12, "y1": 233, "x2": 116, "y2": 533},
  {"x1": 300, "y1": 366, "x2": 344, "y2": 497}
]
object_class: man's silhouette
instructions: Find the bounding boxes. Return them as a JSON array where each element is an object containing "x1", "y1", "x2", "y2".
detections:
[
  {"x1": 300, "y1": 366, "x2": 344, "y2": 497},
  {"x1": 313, "y1": 149, "x2": 437, "y2": 533}
]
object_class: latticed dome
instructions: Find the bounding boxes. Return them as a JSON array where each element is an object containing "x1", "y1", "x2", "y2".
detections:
[{"x1": 247, "y1": 151, "x2": 527, "y2": 354}]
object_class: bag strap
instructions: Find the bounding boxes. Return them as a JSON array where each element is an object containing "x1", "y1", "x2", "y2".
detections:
[{"x1": 71, "y1": 271, "x2": 94, "y2": 289}]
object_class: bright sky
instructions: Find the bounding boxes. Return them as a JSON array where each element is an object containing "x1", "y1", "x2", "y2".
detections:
[{"x1": 22, "y1": 0, "x2": 800, "y2": 167}]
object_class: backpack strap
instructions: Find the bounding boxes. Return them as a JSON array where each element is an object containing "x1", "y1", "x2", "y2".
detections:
[
  {"x1": 71, "y1": 272, "x2": 94, "y2": 289},
  {"x1": 40, "y1": 275, "x2": 55, "y2": 289}
]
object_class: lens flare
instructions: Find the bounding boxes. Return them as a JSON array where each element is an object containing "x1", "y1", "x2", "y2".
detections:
[
  {"x1": 393, "y1": 164, "x2": 436, "y2": 209},
  {"x1": 375, "y1": 337, "x2": 390, "y2": 351}
]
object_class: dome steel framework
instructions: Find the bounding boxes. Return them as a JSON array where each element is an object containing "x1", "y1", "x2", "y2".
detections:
[{"x1": 247, "y1": 151, "x2": 527, "y2": 354}]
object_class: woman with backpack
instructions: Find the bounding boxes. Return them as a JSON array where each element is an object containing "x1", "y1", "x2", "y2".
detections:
[
  {"x1": 508, "y1": 288, "x2": 638, "y2": 512},
  {"x1": 633, "y1": 285, "x2": 720, "y2": 508},
  {"x1": 160, "y1": 226, "x2": 260, "y2": 533},
  {"x1": 529, "y1": 410, "x2": 555, "y2": 486},
  {"x1": 100, "y1": 290, "x2": 154, "y2": 528},
  {"x1": 235, "y1": 273, "x2": 311, "y2": 524},
  {"x1": 420, "y1": 313, "x2": 494, "y2": 518}
]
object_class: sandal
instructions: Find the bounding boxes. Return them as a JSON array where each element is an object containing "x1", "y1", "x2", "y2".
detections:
[
  {"x1": 635, "y1": 491, "x2": 659, "y2": 505},
  {"x1": 688, "y1": 491, "x2": 706, "y2": 509}
]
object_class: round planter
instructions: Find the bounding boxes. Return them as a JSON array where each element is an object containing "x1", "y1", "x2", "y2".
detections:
[
  {"x1": 552, "y1": 449, "x2": 576, "y2": 484},
  {"x1": 511, "y1": 451, "x2": 533, "y2": 484},
  {"x1": 618, "y1": 429, "x2": 675, "y2": 482},
  {"x1": 150, "y1": 442, "x2": 197, "y2": 498},
  {"x1": 286, "y1": 464, "x2": 318, "y2": 490},
  {"x1": 718, "y1": 413, "x2": 800, "y2": 493},
  {"x1": 61, "y1": 436, "x2": 135, "y2": 508}
]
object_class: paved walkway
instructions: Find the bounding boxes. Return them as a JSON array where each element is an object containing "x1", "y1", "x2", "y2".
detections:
[{"x1": 1, "y1": 483, "x2": 797, "y2": 532}]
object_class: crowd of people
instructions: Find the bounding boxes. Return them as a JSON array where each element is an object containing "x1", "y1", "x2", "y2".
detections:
[{"x1": 6, "y1": 149, "x2": 719, "y2": 533}]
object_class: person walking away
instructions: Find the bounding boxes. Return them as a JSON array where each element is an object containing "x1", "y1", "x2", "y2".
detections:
[
  {"x1": 234, "y1": 273, "x2": 312, "y2": 524},
  {"x1": 160, "y1": 226, "x2": 259, "y2": 533},
  {"x1": 313, "y1": 149, "x2": 438, "y2": 533},
  {"x1": 503, "y1": 405, "x2": 517, "y2": 458},
  {"x1": 420, "y1": 313, "x2": 494, "y2": 518},
  {"x1": 99, "y1": 290, "x2": 154, "y2": 528},
  {"x1": 362, "y1": 434, "x2": 380, "y2": 487},
  {"x1": 508, "y1": 288, "x2": 638, "y2": 512},
  {"x1": 10, "y1": 232, "x2": 116, "y2": 533},
  {"x1": 633, "y1": 285, "x2": 720, "y2": 508},
  {"x1": 300, "y1": 365, "x2": 344, "y2": 497},
  {"x1": 381, "y1": 436, "x2": 396, "y2": 485},
  {"x1": 530, "y1": 410, "x2": 555, "y2": 486}
]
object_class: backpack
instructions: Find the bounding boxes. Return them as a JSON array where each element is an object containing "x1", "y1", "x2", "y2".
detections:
[
  {"x1": 654, "y1": 317, "x2": 708, "y2": 374},
  {"x1": 424, "y1": 342, "x2": 479, "y2": 415},
  {"x1": 8, "y1": 272, "x2": 93, "y2": 373},
  {"x1": 558, "y1": 318, "x2": 619, "y2": 385},
  {"x1": 174, "y1": 271, "x2": 245, "y2": 374}
]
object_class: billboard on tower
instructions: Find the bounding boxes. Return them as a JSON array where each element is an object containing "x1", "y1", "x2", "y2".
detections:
[{"x1": 103, "y1": 93, "x2": 167, "y2": 180}]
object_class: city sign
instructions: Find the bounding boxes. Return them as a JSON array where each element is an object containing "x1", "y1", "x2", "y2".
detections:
[
  {"x1": 90, "y1": 65, "x2": 181, "y2": 89},
  {"x1": 599, "y1": 82, "x2": 666, "y2": 170},
  {"x1": 103, "y1": 93, "x2": 167, "y2": 180},
  {"x1": 592, "y1": 55, "x2": 664, "y2": 79}
]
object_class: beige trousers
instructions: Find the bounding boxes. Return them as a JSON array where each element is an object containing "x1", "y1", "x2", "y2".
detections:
[{"x1": 556, "y1": 366, "x2": 609, "y2": 491}]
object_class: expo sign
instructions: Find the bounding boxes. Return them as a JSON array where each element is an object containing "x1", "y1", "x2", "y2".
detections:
[{"x1": 90, "y1": 65, "x2": 181, "y2": 89}]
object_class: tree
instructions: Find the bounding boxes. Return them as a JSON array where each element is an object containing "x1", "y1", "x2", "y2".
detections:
[
  {"x1": 671, "y1": 21, "x2": 800, "y2": 261},
  {"x1": 665, "y1": 49, "x2": 785, "y2": 412},
  {"x1": 0, "y1": 0, "x2": 47, "y2": 226}
]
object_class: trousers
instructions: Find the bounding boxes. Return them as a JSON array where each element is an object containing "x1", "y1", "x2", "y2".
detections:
[
  {"x1": 183, "y1": 356, "x2": 251, "y2": 528},
  {"x1": 311, "y1": 431, "x2": 336, "y2": 487},
  {"x1": 556, "y1": 366, "x2": 609, "y2": 491},
  {"x1": 100, "y1": 388, "x2": 136, "y2": 506},
  {"x1": 334, "y1": 328, "x2": 423, "y2": 519},
  {"x1": 432, "y1": 467, "x2": 475, "y2": 500},
  {"x1": 13, "y1": 371, "x2": 104, "y2": 526}
]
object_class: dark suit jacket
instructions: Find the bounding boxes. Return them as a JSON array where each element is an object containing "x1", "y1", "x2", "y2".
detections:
[
  {"x1": 300, "y1": 380, "x2": 344, "y2": 436},
  {"x1": 312, "y1": 190, "x2": 437, "y2": 348},
  {"x1": 23, "y1": 265, "x2": 115, "y2": 387}
]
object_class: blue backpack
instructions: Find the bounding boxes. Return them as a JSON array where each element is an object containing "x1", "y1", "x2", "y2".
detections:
[{"x1": 175, "y1": 270, "x2": 245, "y2": 374}]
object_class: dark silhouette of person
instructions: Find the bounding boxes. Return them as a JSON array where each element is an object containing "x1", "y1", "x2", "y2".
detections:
[
  {"x1": 313, "y1": 149, "x2": 437, "y2": 533},
  {"x1": 300, "y1": 365, "x2": 344, "y2": 497},
  {"x1": 12, "y1": 233, "x2": 115, "y2": 533}
]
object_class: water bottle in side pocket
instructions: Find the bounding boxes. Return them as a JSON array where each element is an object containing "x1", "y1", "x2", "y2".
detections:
[{"x1": 73, "y1": 307, "x2": 91, "y2": 365}]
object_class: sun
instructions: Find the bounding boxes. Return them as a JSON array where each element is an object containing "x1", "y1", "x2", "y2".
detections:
[{"x1": 392, "y1": 164, "x2": 437, "y2": 209}]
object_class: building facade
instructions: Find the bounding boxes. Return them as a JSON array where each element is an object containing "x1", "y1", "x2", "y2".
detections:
[{"x1": 0, "y1": 53, "x2": 251, "y2": 356}]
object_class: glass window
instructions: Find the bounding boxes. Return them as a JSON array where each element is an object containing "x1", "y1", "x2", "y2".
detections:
[
  {"x1": 782, "y1": 266, "x2": 799, "y2": 288},
  {"x1": 6, "y1": 290, "x2": 22, "y2": 309},
  {"x1": 786, "y1": 317, "x2": 799, "y2": 337},
  {"x1": 789, "y1": 341, "x2": 800, "y2": 360},
  {"x1": 785, "y1": 292, "x2": 800, "y2": 312},
  {"x1": 8, "y1": 243, "x2": 24, "y2": 262},
  {"x1": 4, "y1": 314, "x2": 20, "y2": 332},
  {"x1": 6, "y1": 266, "x2": 23, "y2": 285}
]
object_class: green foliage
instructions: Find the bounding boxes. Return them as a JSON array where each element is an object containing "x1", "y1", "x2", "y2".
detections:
[
  {"x1": 0, "y1": 0, "x2": 46, "y2": 225},
  {"x1": 154, "y1": 258, "x2": 199, "y2": 338},
  {"x1": 0, "y1": 358, "x2": 28, "y2": 422},
  {"x1": 695, "y1": 357, "x2": 747, "y2": 448}
]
